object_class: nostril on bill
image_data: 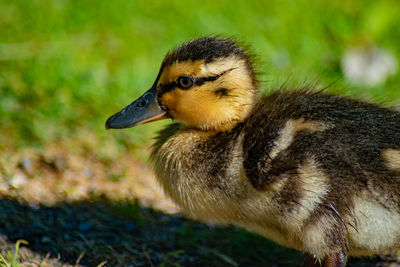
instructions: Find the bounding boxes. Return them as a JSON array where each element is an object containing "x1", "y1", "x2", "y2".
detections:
[{"x1": 137, "y1": 99, "x2": 148, "y2": 107}]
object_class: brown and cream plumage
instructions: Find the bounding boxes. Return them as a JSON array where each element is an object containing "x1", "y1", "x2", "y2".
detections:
[{"x1": 106, "y1": 37, "x2": 400, "y2": 266}]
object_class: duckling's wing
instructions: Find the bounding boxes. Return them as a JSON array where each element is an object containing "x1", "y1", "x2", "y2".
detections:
[
  {"x1": 241, "y1": 90, "x2": 400, "y2": 258},
  {"x1": 242, "y1": 90, "x2": 400, "y2": 208}
]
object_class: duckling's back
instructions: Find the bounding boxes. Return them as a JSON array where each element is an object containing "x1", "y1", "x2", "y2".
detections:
[
  {"x1": 152, "y1": 89, "x2": 400, "y2": 262},
  {"x1": 242, "y1": 90, "x2": 400, "y2": 257},
  {"x1": 244, "y1": 90, "x2": 400, "y2": 205}
]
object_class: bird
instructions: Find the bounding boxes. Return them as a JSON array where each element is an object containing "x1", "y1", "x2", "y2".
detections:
[{"x1": 105, "y1": 36, "x2": 400, "y2": 266}]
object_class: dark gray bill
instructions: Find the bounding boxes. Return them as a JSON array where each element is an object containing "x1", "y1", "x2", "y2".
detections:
[{"x1": 105, "y1": 86, "x2": 167, "y2": 129}]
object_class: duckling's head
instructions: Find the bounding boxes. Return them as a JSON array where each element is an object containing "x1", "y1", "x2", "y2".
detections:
[{"x1": 106, "y1": 37, "x2": 258, "y2": 132}]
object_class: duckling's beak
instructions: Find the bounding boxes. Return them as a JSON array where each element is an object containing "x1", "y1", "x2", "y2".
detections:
[{"x1": 105, "y1": 86, "x2": 168, "y2": 129}]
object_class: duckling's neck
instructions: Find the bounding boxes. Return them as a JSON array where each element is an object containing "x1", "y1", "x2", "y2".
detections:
[
  {"x1": 151, "y1": 123, "x2": 241, "y2": 159},
  {"x1": 150, "y1": 122, "x2": 248, "y2": 219},
  {"x1": 193, "y1": 119, "x2": 245, "y2": 132},
  {"x1": 196, "y1": 91, "x2": 257, "y2": 132}
]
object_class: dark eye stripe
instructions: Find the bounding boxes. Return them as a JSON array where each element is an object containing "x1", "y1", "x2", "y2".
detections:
[
  {"x1": 158, "y1": 68, "x2": 235, "y2": 96},
  {"x1": 193, "y1": 73, "x2": 223, "y2": 86},
  {"x1": 160, "y1": 81, "x2": 178, "y2": 94}
]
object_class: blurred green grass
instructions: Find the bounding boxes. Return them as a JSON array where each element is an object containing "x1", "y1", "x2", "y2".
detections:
[{"x1": 1, "y1": 0, "x2": 400, "y2": 150}]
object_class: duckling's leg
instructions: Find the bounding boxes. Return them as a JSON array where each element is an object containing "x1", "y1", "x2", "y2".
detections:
[{"x1": 303, "y1": 251, "x2": 347, "y2": 267}]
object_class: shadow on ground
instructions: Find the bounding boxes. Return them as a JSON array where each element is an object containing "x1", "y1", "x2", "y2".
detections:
[
  {"x1": 0, "y1": 196, "x2": 303, "y2": 267},
  {"x1": 0, "y1": 197, "x2": 396, "y2": 267}
]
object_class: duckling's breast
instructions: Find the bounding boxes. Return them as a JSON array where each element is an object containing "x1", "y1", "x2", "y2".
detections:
[{"x1": 151, "y1": 124, "x2": 258, "y2": 222}]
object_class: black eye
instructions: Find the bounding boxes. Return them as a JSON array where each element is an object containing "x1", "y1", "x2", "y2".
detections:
[{"x1": 178, "y1": 76, "x2": 193, "y2": 89}]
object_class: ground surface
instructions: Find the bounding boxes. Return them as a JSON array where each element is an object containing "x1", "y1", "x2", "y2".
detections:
[{"x1": 1, "y1": 142, "x2": 400, "y2": 267}]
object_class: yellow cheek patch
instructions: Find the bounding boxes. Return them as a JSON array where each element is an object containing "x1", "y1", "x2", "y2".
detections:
[
  {"x1": 157, "y1": 56, "x2": 256, "y2": 131},
  {"x1": 160, "y1": 83, "x2": 243, "y2": 131},
  {"x1": 175, "y1": 85, "x2": 233, "y2": 127},
  {"x1": 160, "y1": 90, "x2": 179, "y2": 113},
  {"x1": 382, "y1": 149, "x2": 400, "y2": 172}
]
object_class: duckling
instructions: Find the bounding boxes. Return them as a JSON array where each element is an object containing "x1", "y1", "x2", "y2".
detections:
[{"x1": 105, "y1": 37, "x2": 400, "y2": 266}]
